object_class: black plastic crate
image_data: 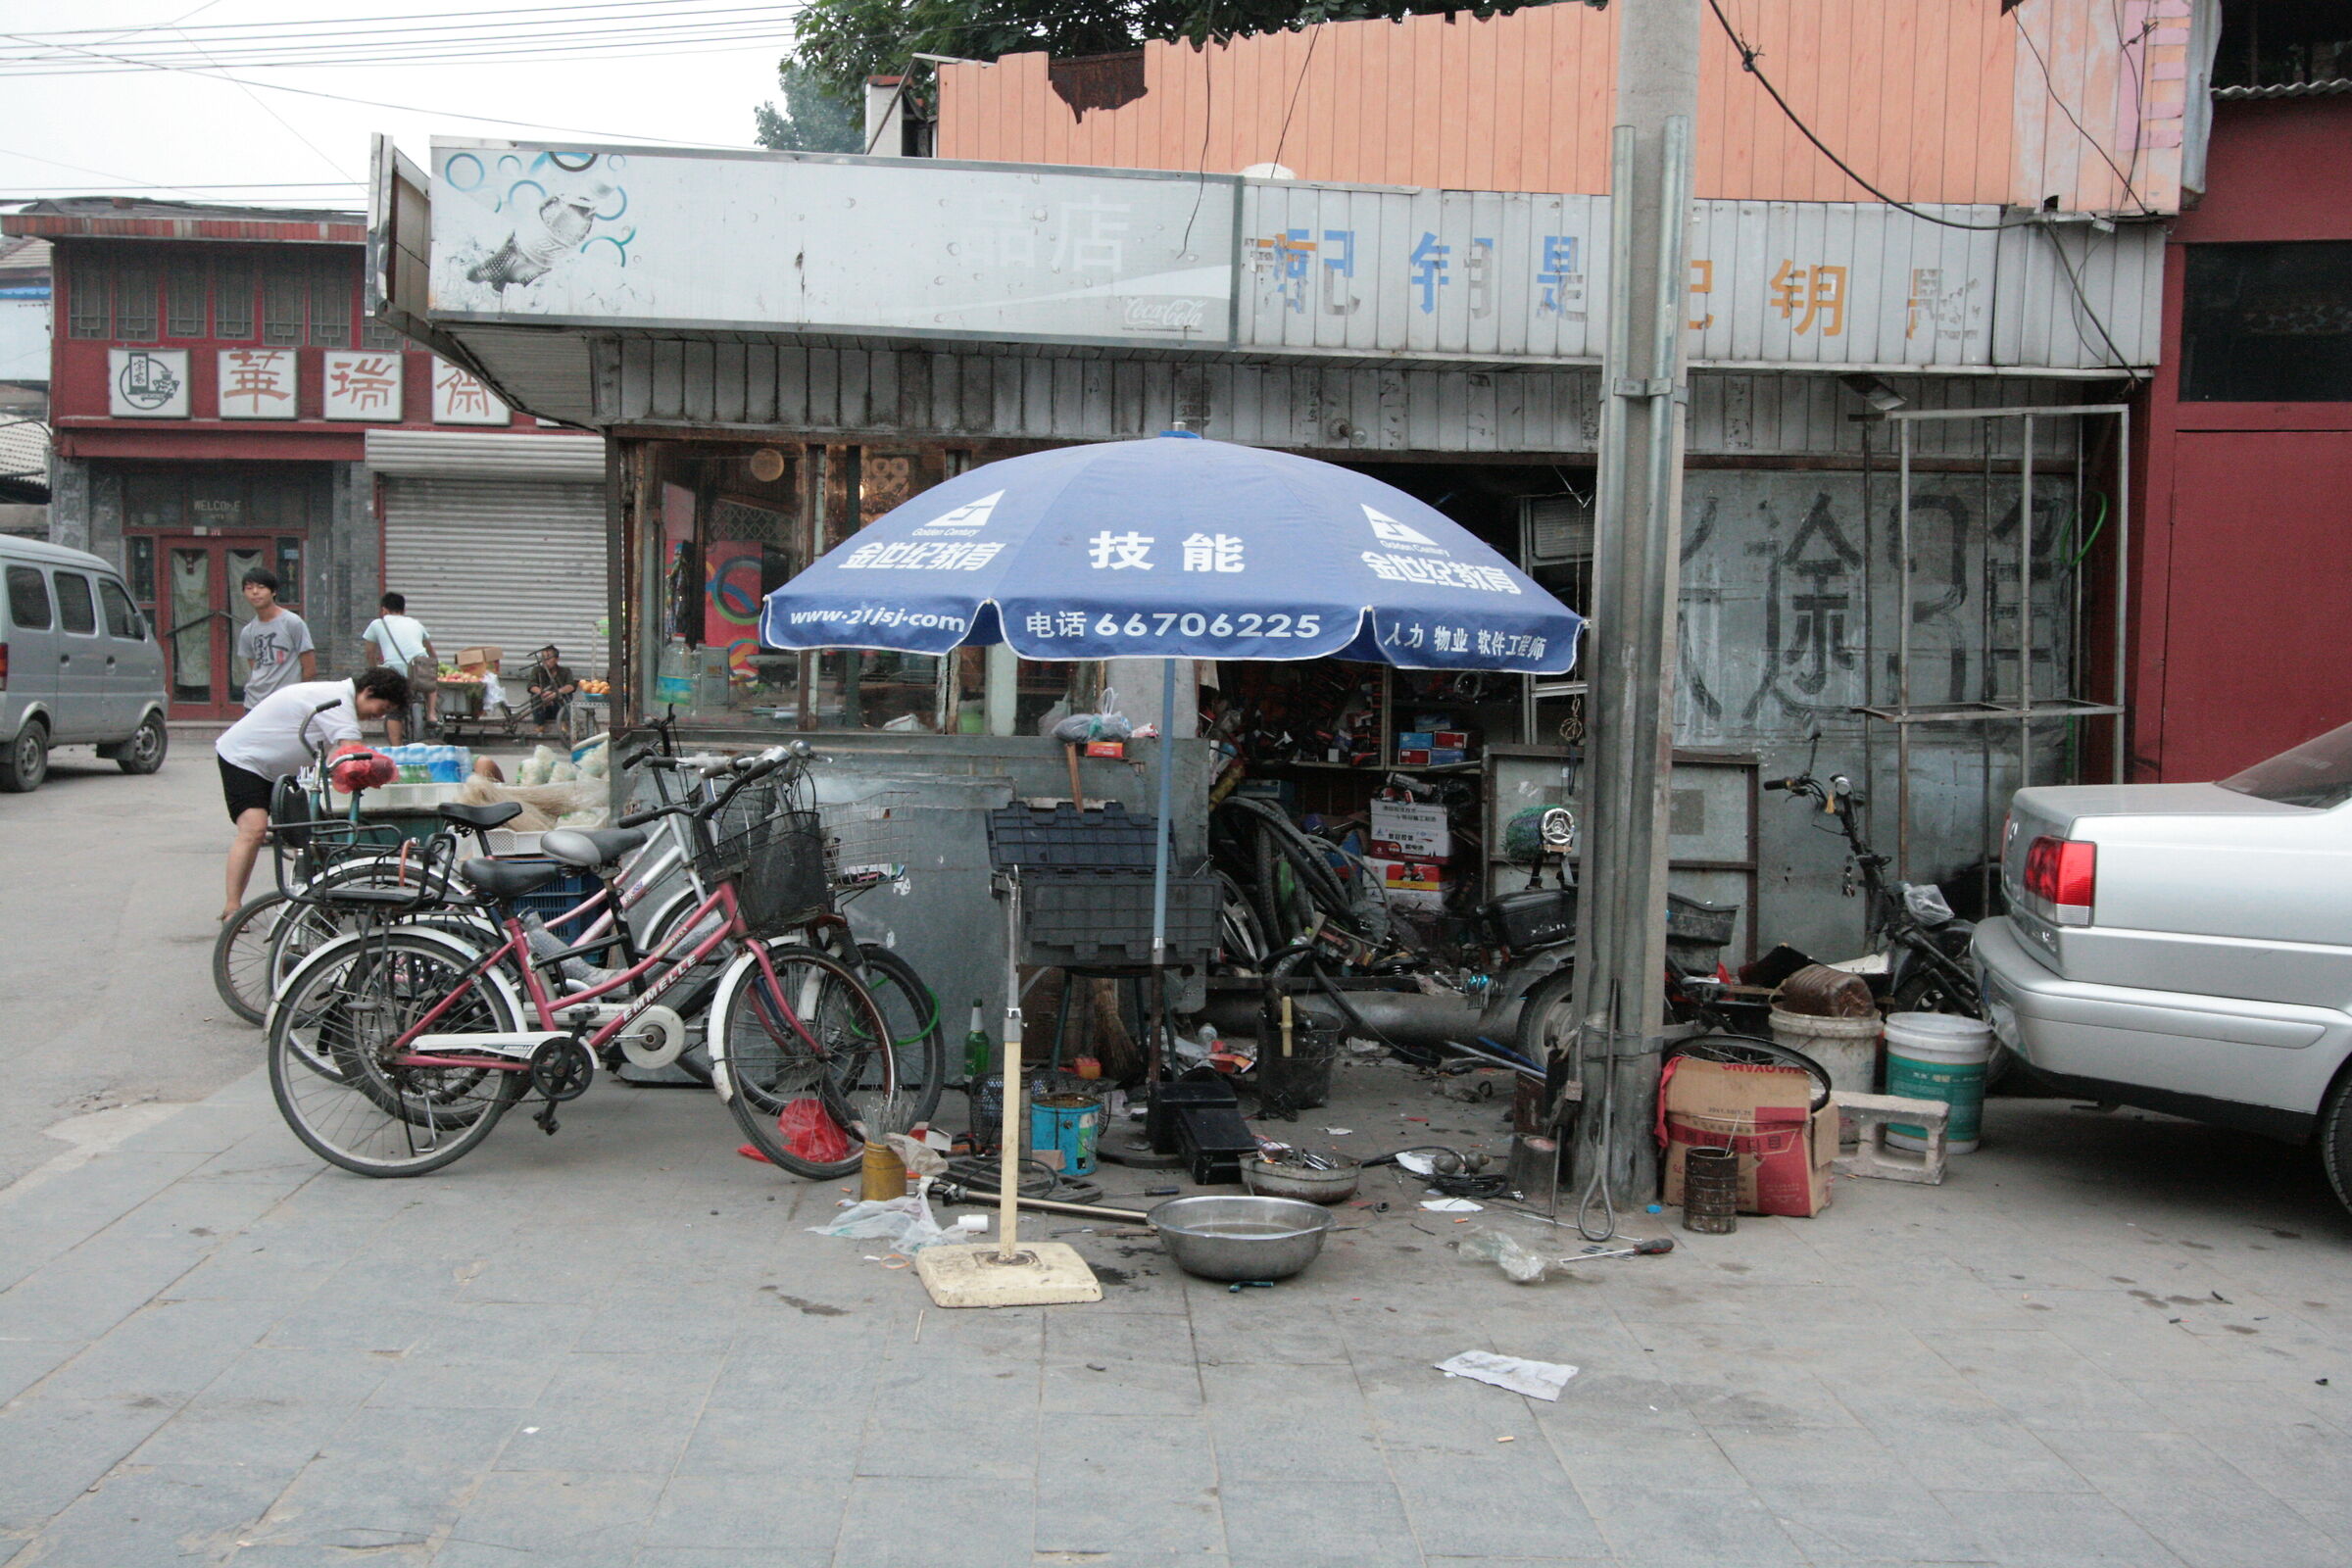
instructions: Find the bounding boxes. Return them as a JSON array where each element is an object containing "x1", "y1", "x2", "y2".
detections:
[
  {"x1": 1148, "y1": 1076, "x2": 1238, "y2": 1153},
  {"x1": 1665, "y1": 891, "x2": 1739, "y2": 949},
  {"x1": 987, "y1": 803, "x2": 1162, "y2": 871},
  {"x1": 1482, "y1": 885, "x2": 1578, "y2": 952},
  {"x1": 1017, "y1": 866, "x2": 1220, "y2": 968}
]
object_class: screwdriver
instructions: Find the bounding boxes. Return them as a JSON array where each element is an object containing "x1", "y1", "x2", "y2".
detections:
[{"x1": 1574, "y1": 1237, "x2": 1675, "y2": 1260}]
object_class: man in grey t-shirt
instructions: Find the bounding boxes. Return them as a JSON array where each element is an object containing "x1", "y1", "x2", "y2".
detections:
[{"x1": 237, "y1": 567, "x2": 316, "y2": 709}]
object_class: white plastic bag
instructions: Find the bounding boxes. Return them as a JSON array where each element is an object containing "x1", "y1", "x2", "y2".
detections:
[{"x1": 808, "y1": 1191, "x2": 951, "y2": 1252}]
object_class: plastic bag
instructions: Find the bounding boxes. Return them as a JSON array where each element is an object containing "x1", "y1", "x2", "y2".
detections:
[
  {"x1": 517, "y1": 744, "x2": 564, "y2": 787},
  {"x1": 808, "y1": 1192, "x2": 951, "y2": 1252},
  {"x1": 775, "y1": 1098, "x2": 853, "y2": 1166},
  {"x1": 1459, "y1": 1226, "x2": 1558, "y2": 1285}
]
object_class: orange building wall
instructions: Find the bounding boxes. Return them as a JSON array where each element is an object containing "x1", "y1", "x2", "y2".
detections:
[{"x1": 938, "y1": 1, "x2": 2188, "y2": 216}]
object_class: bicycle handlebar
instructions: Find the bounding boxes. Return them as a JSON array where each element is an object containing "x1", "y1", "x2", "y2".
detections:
[{"x1": 1763, "y1": 777, "x2": 1794, "y2": 792}]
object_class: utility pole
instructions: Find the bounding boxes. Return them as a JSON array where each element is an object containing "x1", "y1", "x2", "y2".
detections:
[{"x1": 1565, "y1": 0, "x2": 1698, "y2": 1224}]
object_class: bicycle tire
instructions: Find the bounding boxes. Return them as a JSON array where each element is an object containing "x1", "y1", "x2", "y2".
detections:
[
  {"x1": 268, "y1": 928, "x2": 525, "y2": 1177},
  {"x1": 853, "y1": 941, "x2": 946, "y2": 1126},
  {"x1": 708, "y1": 941, "x2": 896, "y2": 1180},
  {"x1": 214, "y1": 891, "x2": 292, "y2": 1027}
]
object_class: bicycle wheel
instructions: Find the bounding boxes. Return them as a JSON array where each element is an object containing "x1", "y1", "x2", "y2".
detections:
[
  {"x1": 268, "y1": 928, "x2": 525, "y2": 1177},
  {"x1": 710, "y1": 942, "x2": 896, "y2": 1180},
  {"x1": 854, "y1": 941, "x2": 946, "y2": 1125},
  {"x1": 214, "y1": 891, "x2": 292, "y2": 1026}
]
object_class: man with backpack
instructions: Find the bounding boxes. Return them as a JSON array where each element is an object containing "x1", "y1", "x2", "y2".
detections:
[{"x1": 360, "y1": 592, "x2": 439, "y2": 743}]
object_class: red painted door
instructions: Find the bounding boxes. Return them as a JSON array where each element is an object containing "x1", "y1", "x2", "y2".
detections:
[
  {"x1": 155, "y1": 537, "x2": 272, "y2": 721},
  {"x1": 2158, "y1": 432, "x2": 2352, "y2": 780}
]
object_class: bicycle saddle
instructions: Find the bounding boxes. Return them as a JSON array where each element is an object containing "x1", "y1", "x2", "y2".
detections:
[
  {"x1": 461, "y1": 858, "x2": 569, "y2": 902},
  {"x1": 539, "y1": 827, "x2": 648, "y2": 868},
  {"x1": 438, "y1": 801, "x2": 524, "y2": 830}
]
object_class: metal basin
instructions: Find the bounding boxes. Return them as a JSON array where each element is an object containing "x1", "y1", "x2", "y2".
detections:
[
  {"x1": 1148, "y1": 1195, "x2": 1334, "y2": 1282},
  {"x1": 1241, "y1": 1155, "x2": 1361, "y2": 1204}
]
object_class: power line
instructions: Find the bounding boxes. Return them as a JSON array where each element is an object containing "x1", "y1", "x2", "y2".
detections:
[
  {"x1": 0, "y1": 31, "x2": 808, "y2": 77},
  {"x1": 1703, "y1": 0, "x2": 2029, "y2": 232},
  {"x1": 1269, "y1": 22, "x2": 1322, "y2": 174},
  {"x1": 2011, "y1": 8, "x2": 2153, "y2": 217},
  {"x1": 10, "y1": 0, "x2": 788, "y2": 43}
]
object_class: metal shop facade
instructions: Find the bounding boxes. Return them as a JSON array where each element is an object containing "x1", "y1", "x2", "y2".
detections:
[{"x1": 377, "y1": 137, "x2": 2161, "y2": 961}]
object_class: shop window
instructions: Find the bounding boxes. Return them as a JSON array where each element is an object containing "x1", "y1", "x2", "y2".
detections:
[
  {"x1": 2182, "y1": 241, "x2": 2352, "y2": 402},
  {"x1": 67, "y1": 254, "x2": 109, "y2": 338},
  {"x1": 362, "y1": 314, "x2": 407, "y2": 352},
  {"x1": 648, "y1": 461, "x2": 806, "y2": 729},
  {"x1": 261, "y1": 262, "x2": 304, "y2": 346},
  {"x1": 189, "y1": 473, "x2": 246, "y2": 529},
  {"x1": 126, "y1": 536, "x2": 156, "y2": 604},
  {"x1": 214, "y1": 257, "x2": 256, "y2": 340},
  {"x1": 124, "y1": 472, "x2": 183, "y2": 531},
  {"x1": 115, "y1": 262, "x2": 157, "y2": 342},
  {"x1": 309, "y1": 256, "x2": 351, "y2": 347},
  {"x1": 54, "y1": 572, "x2": 96, "y2": 636},
  {"x1": 6, "y1": 566, "x2": 50, "y2": 630},
  {"x1": 166, "y1": 268, "x2": 206, "y2": 338},
  {"x1": 274, "y1": 538, "x2": 304, "y2": 606}
]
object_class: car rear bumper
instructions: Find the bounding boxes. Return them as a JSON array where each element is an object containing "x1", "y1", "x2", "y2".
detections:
[{"x1": 1973, "y1": 916, "x2": 2343, "y2": 1130}]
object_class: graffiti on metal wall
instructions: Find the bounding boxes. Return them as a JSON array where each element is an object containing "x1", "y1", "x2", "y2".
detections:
[
  {"x1": 1673, "y1": 472, "x2": 2078, "y2": 746},
  {"x1": 438, "y1": 148, "x2": 635, "y2": 308}
]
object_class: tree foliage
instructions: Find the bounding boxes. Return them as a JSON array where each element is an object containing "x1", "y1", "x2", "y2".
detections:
[
  {"x1": 754, "y1": 61, "x2": 865, "y2": 154},
  {"x1": 784, "y1": 0, "x2": 1546, "y2": 111}
]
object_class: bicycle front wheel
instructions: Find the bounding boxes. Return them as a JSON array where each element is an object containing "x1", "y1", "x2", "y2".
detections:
[
  {"x1": 268, "y1": 929, "x2": 525, "y2": 1177},
  {"x1": 710, "y1": 942, "x2": 896, "y2": 1180},
  {"x1": 214, "y1": 891, "x2": 292, "y2": 1026},
  {"x1": 854, "y1": 942, "x2": 946, "y2": 1126}
]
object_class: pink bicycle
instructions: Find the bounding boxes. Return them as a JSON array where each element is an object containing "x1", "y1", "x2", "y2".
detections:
[{"x1": 265, "y1": 748, "x2": 897, "y2": 1178}]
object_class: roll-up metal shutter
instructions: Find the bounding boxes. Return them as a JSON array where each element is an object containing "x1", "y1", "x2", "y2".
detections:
[{"x1": 379, "y1": 476, "x2": 608, "y2": 671}]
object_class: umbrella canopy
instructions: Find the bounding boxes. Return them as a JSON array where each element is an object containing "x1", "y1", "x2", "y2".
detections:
[{"x1": 759, "y1": 434, "x2": 1582, "y2": 674}]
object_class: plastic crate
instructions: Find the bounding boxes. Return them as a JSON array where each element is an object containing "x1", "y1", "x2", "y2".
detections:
[
  {"x1": 510, "y1": 862, "x2": 600, "y2": 939},
  {"x1": 1665, "y1": 891, "x2": 1739, "y2": 949},
  {"x1": 986, "y1": 804, "x2": 1162, "y2": 871},
  {"x1": 1017, "y1": 866, "x2": 1220, "y2": 968}
]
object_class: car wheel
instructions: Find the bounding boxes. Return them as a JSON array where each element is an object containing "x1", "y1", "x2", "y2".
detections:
[
  {"x1": 116, "y1": 711, "x2": 169, "y2": 775},
  {"x1": 2319, "y1": 1072, "x2": 2352, "y2": 1219},
  {"x1": 0, "y1": 718, "x2": 47, "y2": 793}
]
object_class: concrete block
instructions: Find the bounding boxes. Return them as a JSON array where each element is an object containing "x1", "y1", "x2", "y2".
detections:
[{"x1": 1832, "y1": 1090, "x2": 1948, "y2": 1184}]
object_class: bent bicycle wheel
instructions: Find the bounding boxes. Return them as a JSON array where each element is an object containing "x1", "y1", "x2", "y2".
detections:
[
  {"x1": 710, "y1": 942, "x2": 896, "y2": 1180},
  {"x1": 214, "y1": 891, "x2": 292, "y2": 1026},
  {"x1": 268, "y1": 930, "x2": 525, "y2": 1177}
]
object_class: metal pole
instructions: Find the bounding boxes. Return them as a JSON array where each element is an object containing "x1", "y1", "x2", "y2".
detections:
[
  {"x1": 1896, "y1": 419, "x2": 1913, "y2": 882},
  {"x1": 2113, "y1": 413, "x2": 2132, "y2": 783},
  {"x1": 1151, "y1": 656, "x2": 1176, "y2": 965},
  {"x1": 1566, "y1": 0, "x2": 1698, "y2": 1218},
  {"x1": 998, "y1": 875, "x2": 1024, "y2": 1259},
  {"x1": 2020, "y1": 415, "x2": 2035, "y2": 797}
]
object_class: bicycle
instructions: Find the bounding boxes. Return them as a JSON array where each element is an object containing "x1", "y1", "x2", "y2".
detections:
[{"x1": 266, "y1": 746, "x2": 897, "y2": 1179}]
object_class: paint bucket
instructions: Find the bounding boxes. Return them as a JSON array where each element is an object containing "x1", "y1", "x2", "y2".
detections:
[
  {"x1": 1884, "y1": 1012, "x2": 1995, "y2": 1153},
  {"x1": 1029, "y1": 1092, "x2": 1103, "y2": 1176},
  {"x1": 1769, "y1": 1007, "x2": 1883, "y2": 1095},
  {"x1": 859, "y1": 1138, "x2": 907, "y2": 1200}
]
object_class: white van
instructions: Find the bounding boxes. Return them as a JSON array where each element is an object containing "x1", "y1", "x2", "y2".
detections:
[{"x1": 1, "y1": 537, "x2": 169, "y2": 791}]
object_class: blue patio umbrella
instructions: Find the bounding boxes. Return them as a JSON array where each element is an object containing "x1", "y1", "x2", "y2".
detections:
[{"x1": 760, "y1": 432, "x2": 1585, "y2": 962}]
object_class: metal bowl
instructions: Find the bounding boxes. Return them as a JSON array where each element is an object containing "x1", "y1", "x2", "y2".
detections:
[
  {"x1": 1241, "y1": 1154, "x2": 1361, "y2": 1204},
  {"x1": 1148, "y1": 1195, "x2": 1334, "y2": 1282}
]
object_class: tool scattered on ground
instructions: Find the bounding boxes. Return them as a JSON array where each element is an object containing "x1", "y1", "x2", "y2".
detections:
[
  {"x1": 1229, "y1": 1280, "x2": 1275, "y2": 1293},
  {"x1": 1576, "y1": 1237, "x2": 1675, "y2": 1260}
]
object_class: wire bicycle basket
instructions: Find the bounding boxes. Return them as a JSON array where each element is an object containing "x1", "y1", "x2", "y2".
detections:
[
  {"x1": 819, "y1": 790, "x2": 925, "y2": 893},
  {"x1": 693, "y1": 777, "x2": 827, "y2": 936}
]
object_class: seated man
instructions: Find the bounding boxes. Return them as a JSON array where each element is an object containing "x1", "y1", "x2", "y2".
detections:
[
  {"x1": 526, "y1": 644, "x2": 577, "y2": 732},
  {"x1": 215, "y1": 667, "x2": 410, "y2": 921}
]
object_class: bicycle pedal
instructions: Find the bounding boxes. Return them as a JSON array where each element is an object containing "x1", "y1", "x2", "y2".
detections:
[{"x1": 533, "y1": 1105, "x2": 561, "y2": 1135}]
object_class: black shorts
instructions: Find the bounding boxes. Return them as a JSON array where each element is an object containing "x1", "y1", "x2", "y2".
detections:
[{"x1": 219, "y1": 756, "x2": 274, "y2": 822}]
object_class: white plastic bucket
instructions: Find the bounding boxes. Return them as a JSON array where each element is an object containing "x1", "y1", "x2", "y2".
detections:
[
  {"x1": 1768, "y1": 1007, "x2": 1883, "y2": 1096},
  {"x1": 1884, "y1": 1012, "x2": 1995, "y2": 1152}
]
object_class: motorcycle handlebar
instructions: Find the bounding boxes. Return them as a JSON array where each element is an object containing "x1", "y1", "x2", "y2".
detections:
[{"x1": 1763, "y1": 777, "x2": 1796, "y2": 792}]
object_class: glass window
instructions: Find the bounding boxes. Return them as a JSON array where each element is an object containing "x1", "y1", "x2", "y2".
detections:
[
  {"x1": 115, "y1": 261, "x2": 157, "y2": 341},
  {"x1": 100, "y1": 579, "x2": 142, "y2": 640},
  {"x1": 6, "y1": 565, "x2": 51, "y2": 630},
  {"x1": 2220, "y1": 721, "x2": 2352, "y2": 809},
  {"x1": 2182, "y1": 242, "x2": 2352, "y2": 402},
  {"x1": 54, "y1": 572, "x2": 96, "y2": 635},
  {"x1": 189, "y1": 473, "x2": 245, "y2": 529},
  {"x1": 214, "y1": 257, "x2": 255, "y2": 340},
  {"x1": 362, "y1": 313, "x2": 406, "y2": 352},
  {"x1": 124, "y1": 472, "x2": 183, "y2": 531},
  {"x1": 166, "y1": 267, "x2": 206, "y2": 338},
  {"x1": 262, "y1": 262, "x2": 304, "y2": 346},
  {"x1": 67, "y1": 254, "x2": 109, "y2": 338},
  {"x1": 309, "y1": 255, "x2": 350, "y2": 347},
  {"x1": 275, "y1": 538, "x2": 304, "y2": 606},
  {"x1": 126, "y1": 536, "x2": 156, "y2": 604}
]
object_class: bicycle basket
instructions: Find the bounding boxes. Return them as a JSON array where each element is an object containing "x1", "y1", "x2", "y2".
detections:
[
  {"x1": 819, "y1": 791, "x2": 924, "y2": 889},
  {"x1": 698, "y1": 802, "x2": 828, "y2": 936}
]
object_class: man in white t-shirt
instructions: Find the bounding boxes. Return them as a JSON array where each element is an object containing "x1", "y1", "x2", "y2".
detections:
[
  {"x1": 215, "y1": 668, "x2": 409, "y2": 921},
  {"x1": 360, "y1": 591, "x2": 438, "y2": 744}
]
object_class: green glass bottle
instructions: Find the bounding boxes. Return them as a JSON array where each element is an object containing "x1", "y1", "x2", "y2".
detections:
[{"x1": 962, "y1": 1000, "x2": 991, "y2": 1083}]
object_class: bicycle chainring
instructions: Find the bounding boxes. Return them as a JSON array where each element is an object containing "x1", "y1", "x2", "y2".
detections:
[{"x1": 529, "y1": 1037, "x2": 597, "y2": 1102}]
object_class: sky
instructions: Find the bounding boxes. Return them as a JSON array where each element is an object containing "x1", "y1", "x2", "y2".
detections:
[{"x1": 0, "y1": 0, "x2": 795, "y2": 213}]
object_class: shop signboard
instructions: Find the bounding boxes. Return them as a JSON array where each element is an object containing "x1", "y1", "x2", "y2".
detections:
[{"x1": 108, "y1": 348, "x2": 188, "y2": 417}]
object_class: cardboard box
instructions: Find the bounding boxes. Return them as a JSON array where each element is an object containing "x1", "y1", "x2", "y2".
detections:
[
  {"x1": 1369, "y1": 800, "x2": 1451, "y2": 859},
  {"x1": 1433, "y1": 730, "x2": 1470, "y2": 750},
  {"x1": 1084, "y1": 741, "x2": 1125, "y2": 759},
  {"x1": 1396, "y1": 748, "x2": 1432, "y2": 766},
  {"x1": 1660, "y1": 1056, "x2": 1837, "y2": 1218},
  {"x1": 1396, "y1": 731, "x2": 1436, "y2": 751},
  {"x1": 1426, "y1": 748, "x2": 1466, "y2": 765},
  {"x1": 1367, "y1": 856, "x2": 1446, "y2": 911},
  {"x1": 455, "y1": 646, "x2": 504, "y2": 671}
]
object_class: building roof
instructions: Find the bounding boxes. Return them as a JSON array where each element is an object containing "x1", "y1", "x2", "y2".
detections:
[
  {"x1": 1, "y1": 197, "x2": 365, "y2": 246},
  {"x1": 0, "y1": 415, "x2": 49, "y2": 503},
  {"x1": 0, "y1": 234, "x2": 49, "y2": 272}
]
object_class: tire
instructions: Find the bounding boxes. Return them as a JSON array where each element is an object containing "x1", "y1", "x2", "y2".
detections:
[
  {"x1": 853, "y1": 941, "x2": 946, "y2": 1126},
  {"x1": 1, "y1": 718, "x2": 47, "y2": 793},
  {"x1": 116, "y1": 711, "x2": 168, "y2": 775},
  {"x1": 1514, "y1": 965, "x2": 1581, "y2": 1068},
  {"x1": 214, "y1": 891, "x2": 292, "y2": 1026},
  {"x1": 267, "y1": 928, "x2": 525, "y2": 1177},
  {"x1": 2318, "y1": 1071, "x2": 2352, "y2": 1219},
  {"x1": 709, "y1": 941, "x2": 896, "y2": 1180}
]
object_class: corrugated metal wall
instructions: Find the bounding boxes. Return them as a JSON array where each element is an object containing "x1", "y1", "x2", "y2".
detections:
[
  {"x1": 380, "y1": 476, "x2": 609, "y2": 672},
  {"x1": 938, "y1": 0, "x2": 2190, "y2": 216},
  {"x1": 599, "y1": 337, "x2": 2076, "y2": 459}
]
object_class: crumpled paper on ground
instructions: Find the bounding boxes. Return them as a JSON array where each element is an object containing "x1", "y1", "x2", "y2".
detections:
[{"x1": 1434, "y1": 1350, "x2": 1581, "y2": 1401}]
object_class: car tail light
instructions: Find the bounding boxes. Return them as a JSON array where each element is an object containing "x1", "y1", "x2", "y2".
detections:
[{"x1": 2023, "y1": 835, "x2": 2095, "y2": 926}]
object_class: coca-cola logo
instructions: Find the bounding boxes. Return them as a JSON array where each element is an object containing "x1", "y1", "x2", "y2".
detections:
[{"x1": 1123, "y1": 296, "x2": 1209, "y2": 333}]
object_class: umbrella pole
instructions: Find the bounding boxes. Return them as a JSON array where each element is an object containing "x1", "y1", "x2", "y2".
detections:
[{"x1": 999, "y1": 874, "x2": 1024, "y2": 1260}]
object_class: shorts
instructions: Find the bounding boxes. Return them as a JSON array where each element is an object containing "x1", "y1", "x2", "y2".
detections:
[{"x1": 219, "y1": 756, "x2": 275, "y2": 822}]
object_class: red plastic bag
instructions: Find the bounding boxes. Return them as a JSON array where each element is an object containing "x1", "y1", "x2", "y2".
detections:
[
  {"x1": 775, "y1": 1098, "x2": 852, "y2": 1165},
  {"x1": 327, "y1": 742, "x2": 396, "y2": 793}
]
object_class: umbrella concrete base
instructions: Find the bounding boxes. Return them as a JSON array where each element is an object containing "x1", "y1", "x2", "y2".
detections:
[{"x1": 915, "y1": 1241, "x2": 1103, "y2": 1308}]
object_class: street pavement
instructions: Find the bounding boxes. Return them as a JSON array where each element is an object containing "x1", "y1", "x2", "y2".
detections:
[{"x1": 5, "y1": 752, "x2": 2352, "y2": 1565}]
